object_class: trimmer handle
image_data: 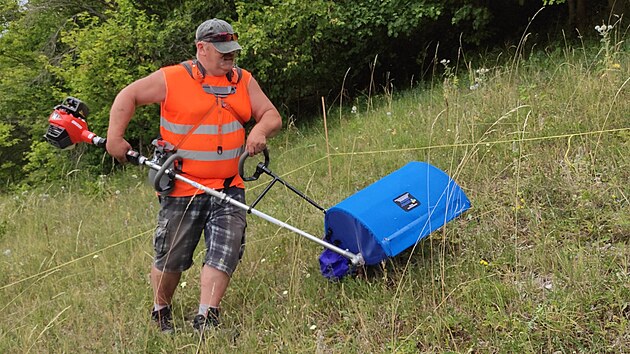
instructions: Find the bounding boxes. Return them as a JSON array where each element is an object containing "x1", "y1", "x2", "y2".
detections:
[
  {"x1": 239, "y1": 148, "x2": 270, "y2": 181},
  {"x1": 125, "y1": 149, "x2": 142, "y2": 165},
  {"x1": 89, "y1": 136, "x2": 138, "y2": 164}
]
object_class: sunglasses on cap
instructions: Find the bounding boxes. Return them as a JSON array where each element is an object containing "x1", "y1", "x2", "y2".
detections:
[{"x1": 200, "y1": 32, "x2": 238, "y2": 43}]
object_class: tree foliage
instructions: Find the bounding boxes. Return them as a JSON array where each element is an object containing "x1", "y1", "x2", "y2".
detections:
[{"x1": 0, "y1": 0, "x2": 623, "y2": 190}]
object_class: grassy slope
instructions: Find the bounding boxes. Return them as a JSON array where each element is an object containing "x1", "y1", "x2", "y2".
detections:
[{"x1": 1, "y1": 36, "x2": 629, "y2": 353}]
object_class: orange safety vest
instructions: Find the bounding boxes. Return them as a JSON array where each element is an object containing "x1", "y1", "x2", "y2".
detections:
[{"x1": 159, "y1": 63, "x2": 253, "y2": 196}]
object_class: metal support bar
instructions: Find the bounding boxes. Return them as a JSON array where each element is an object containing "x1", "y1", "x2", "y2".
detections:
[
  {"x1": 248, "y1": 176, "x2": 278, "y2": 210},
  {"x1": 251, "y1": 163, "x2": 327, "y2": 213}
]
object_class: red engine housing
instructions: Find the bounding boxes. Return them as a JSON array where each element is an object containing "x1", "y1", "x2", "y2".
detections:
[
  {"x1": 45, "y1": 109, "x2": 96, "y2": 149},
  {"x1": 44, "y1": 97, "x2": 100, "y2": 149}
]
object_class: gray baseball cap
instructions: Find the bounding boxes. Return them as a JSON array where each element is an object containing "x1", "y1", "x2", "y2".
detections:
[{"x1": 195, "y1": 18, "x2": 242, "y2": 54}]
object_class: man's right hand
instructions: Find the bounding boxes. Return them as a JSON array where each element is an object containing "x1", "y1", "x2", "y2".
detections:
[{"x1": 106, "y1": 136, "x2": 133, "y2": 163}]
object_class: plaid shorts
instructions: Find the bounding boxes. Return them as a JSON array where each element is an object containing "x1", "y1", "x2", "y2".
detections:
[{"x1": 153, "y1": 187, "x2": 246, "y2": 275}]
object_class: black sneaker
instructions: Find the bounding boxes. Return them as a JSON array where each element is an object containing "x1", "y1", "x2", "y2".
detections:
[
  {"x1": 192, "y1": 307, "x2": 220, "y2": 335},
  {"x1": 151, "y1": 305, "x2": 174, "y2": 334}
]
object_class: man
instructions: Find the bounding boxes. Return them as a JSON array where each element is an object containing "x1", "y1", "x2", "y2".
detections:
[{"x1": 106, "y1": 18, "x2": 282, "y2": 334}]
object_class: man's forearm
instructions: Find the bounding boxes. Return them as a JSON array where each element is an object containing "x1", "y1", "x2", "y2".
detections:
[
  {"x1": 107, "y1": 90, "x2": 137, "y2": 139},
  {"x1": 253, "y1": 110, "x2": 282, "y2": 138}
]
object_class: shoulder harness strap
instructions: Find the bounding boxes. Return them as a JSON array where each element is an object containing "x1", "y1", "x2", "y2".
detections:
[
  {"x1": 179, "y1": 60, "x2": 247, "y2": 125},
  {"x1": 226, "y1": 66, "x2": 243, "y2": 84},
  {"x1": 180, "y1": 60, "x2": 194, "y2": 78},
  {"x1": 180, "y1": 60, "x2": 242, "y2": 84}
]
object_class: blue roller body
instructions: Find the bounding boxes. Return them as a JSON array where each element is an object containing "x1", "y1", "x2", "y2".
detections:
[{"x1": 324, "y1": 162, "x2": 471, "y2": 266}]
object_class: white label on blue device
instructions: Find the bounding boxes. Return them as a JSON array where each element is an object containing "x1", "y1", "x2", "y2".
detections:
[{"x1": 393, "y1": 192, "x2": 420, "y2": 212}]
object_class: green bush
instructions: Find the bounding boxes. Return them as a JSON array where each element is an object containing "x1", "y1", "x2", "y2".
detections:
[
  {"x1": 1, "y1": 0, "x2": 621, "y2": 188},
  {"x1": 235, "y1": 0, "x2": 494, "y2": 113}
]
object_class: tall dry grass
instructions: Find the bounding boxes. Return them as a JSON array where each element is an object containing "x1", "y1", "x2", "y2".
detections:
[{"x1": 1, "y1": 23, "x2": 629, "y2": 353}]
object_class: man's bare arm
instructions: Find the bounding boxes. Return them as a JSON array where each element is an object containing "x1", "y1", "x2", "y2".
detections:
[
  {"x1": 106, "y1": 71, "x2": 166, "y2": 162},
  {"x1": 247, "y1": 77, "x2": 282, "y2": 155}
]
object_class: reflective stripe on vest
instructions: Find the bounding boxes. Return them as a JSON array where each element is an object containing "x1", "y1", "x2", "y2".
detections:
[
  {"x1": 160, "y1": 116, "x2": 243, "y2": 135},
  {"x1": 176, "y1": 145, "x2": 245, "y2": 161}
]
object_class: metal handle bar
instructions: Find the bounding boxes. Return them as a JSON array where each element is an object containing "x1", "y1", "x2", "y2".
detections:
[{"x1": 238, "y1": 148, "x2": 270, "y2": 181}]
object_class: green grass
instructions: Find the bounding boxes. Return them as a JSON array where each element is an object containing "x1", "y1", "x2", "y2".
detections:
[{"x1": 1, "y1": 32, "x2": 629, "y2": 353}]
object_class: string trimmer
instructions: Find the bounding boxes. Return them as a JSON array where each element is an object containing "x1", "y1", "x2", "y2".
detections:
[{"x1": 45, "y1": 97, "x2": 471, "y2": 279}]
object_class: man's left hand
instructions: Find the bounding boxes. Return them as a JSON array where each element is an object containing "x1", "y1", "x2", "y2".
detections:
[{"x1": 245, "y1": 131, "x2": 267, "y2": 156}]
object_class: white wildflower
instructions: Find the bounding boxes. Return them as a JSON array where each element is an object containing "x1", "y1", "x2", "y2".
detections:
[
  {"x1": 282, "y1": 290, "x2": 288, "y2": 295},
  {"x1": 309, "y1": 325, "x2": 317, "y2": 330},
  {"x1": 475, "y1": 68, "x2": 489, "y2": 74},
  {"x1": 3, "y1": 249, "x2": 11, "y2": 256},
  {"x1": 180, "y1": 281, "x2": 187, "y2": 288},
  {"x1": 595, "y1": 24, "x2": 614, "y2": 35},
  {"x1": 351, "y1": 106, "x2": 357, "y2": 114}
]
